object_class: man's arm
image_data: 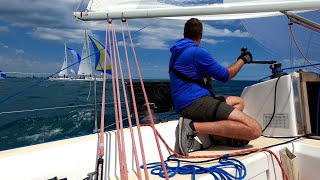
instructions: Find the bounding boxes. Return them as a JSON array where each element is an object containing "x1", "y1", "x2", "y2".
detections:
[{"x1": 227, "y1": 59, "x2": 244, "y2": 80}]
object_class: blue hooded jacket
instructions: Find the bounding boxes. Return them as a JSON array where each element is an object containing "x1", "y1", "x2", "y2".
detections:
[{"x1": 169, "y1": 38, "x2": 230, "y2": 112}]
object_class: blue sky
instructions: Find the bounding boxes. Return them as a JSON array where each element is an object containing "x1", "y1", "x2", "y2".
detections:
[{"x1": 0, "y1": 0, "x2": 318, "y2": 80}]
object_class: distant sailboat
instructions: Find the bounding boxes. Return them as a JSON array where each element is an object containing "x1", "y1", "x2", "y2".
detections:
[
  {"x1": 50, "y1": 43, "x2": 71, "y2": 80},
  {"x1": 51, "y1": 31, "x2": 111, "y2": 81},
  {"x1": 77, "y1": 30, "x2": 93, "y2": 78}
]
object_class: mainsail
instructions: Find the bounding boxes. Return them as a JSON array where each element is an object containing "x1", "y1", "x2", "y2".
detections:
[
  {"x1": 75, "y1": 0, "x2": 320, "y2": 21},
  {"x1": 88, "y1": 35, "x2": 112, "y2": 74},
  {"x1": 77, "y1": 31, "x2": 93, "y2": 76},
  {"x1": 241, "y1": 10, "x2": 320, "y2": 63},
  {"x1": 58, "y1": 44, "x2": 69, "y2": 77}
]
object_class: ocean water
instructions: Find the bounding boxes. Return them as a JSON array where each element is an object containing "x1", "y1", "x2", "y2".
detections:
[{"x1": 0, "y1": 77, "x2": 257, "y2": 151}]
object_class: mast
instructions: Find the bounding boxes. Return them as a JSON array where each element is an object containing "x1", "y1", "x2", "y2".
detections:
[{"x1": 74, "y1": 0, "x2": 320, "y2": 21}]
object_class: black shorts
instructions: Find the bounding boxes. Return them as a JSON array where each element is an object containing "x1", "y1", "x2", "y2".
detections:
[{"x1": 179, "y1": 96, "x2": 235, "y2": 122}]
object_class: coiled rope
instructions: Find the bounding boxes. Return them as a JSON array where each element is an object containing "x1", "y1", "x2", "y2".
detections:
[{"x1": 141, "y1": 156, "x2": 246, "y2": 180}]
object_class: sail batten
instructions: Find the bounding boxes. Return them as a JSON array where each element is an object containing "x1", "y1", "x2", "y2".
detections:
[{"x1": 76, "y1": 0, "x2": 320, "y2": 21}]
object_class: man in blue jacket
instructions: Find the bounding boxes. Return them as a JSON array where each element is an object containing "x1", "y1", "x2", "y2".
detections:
[{"x1": 170, "y1": 18, "x2": 262, "y2": 155}]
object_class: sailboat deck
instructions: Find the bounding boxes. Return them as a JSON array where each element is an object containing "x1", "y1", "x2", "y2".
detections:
[
  {"x1": 1, "y1": 120, "x2": 320, "y2": 180},
  {"x1": 111, "y1": 136, "x2": 303, "y2": 180}
]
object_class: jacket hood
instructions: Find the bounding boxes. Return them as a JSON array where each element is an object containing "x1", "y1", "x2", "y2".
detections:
[{"x1": 170, "y1": 38, "x2": 196, "y2": 58}]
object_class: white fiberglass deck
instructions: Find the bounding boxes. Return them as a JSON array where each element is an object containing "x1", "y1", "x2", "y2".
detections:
[{"x1": 0, "y1": 120, "x2": 320, "y2": 180}]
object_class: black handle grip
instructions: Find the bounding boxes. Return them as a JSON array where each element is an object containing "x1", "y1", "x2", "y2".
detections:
[{"x1": 251, "y1": 60, "x2": 277, "y2": 64}]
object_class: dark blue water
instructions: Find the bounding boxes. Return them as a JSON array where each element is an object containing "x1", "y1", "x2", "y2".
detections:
[{"x1": 0, "y1": 77, "x2": 257, "y2": 151}]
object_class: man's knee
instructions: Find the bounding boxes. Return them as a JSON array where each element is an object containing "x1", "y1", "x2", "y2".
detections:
[
  {"x1": 226, "y1": 96, "x2": 245, "y2": 111},
  {"x1": 237, "y1": 97, "x2": 245, "y2": 111}
]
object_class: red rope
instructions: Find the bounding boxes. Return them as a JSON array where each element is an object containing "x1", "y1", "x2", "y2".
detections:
[
  {"x1": 289, "y1": 24, "x2": 320, "y2": 71},
  {"x1": 113, "y1": 22, "x2": 129, "y2": 176},
  {"x1": 125, "y1": 21, "x2": 169, "y2": 180},
  {"x1": 97, "y1": 23, "x2": 108, "y2": 159},
  {"x1": 120, "y1": 20, "x2": 149, "y2": 180}
]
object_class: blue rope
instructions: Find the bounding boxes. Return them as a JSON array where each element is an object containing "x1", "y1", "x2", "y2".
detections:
[{"x1": 140, "y1": 155, "x2": 246, "y2": 180}]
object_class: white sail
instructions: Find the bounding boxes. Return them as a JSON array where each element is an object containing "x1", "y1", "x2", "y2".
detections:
[
  {"x1": 77, "y1": 31, "x2": 93, "y2": 76},
  {"x1": 58, "y1": 44, "x2": 68, "y2": 77},
  {"x1": 75, "y1": 0, "x2": 320, "y2": 21}
]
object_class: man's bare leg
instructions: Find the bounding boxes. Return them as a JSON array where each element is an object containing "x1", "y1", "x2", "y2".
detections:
[
  {"x1": 225, "y1": 96, "x2": 244, "y2": 111},
  {"x1": 193, "y1": 108, "x2": 262, "y2": 141}
]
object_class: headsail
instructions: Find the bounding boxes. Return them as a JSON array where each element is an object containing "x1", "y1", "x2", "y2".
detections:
[
  {"x1": 88, "y1": 35, "x2": 112, "y2": 74},
  {"x1": 77, "y1": 31, "x2": 93, "y2": 76},
  {"x1": 58, "y1": 44, "x2": 69, "y2": 77},
  {"x1": 75, "y1": 0, "x2": 320, "y2": 21}
]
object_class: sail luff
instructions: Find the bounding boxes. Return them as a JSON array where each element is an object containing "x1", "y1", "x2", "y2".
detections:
[{"x1": 74, "y1": 0, "x2": 320, "y2": 21}]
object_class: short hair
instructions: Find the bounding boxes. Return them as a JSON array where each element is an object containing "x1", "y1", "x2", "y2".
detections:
[{"x1": 184, "y1": 18, "x2": 203, "y2": 40}]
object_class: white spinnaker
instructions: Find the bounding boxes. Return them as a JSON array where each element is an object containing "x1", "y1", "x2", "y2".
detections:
[
  {"x1": 77, "y1": 31, "x2": 93, "y2": 76},
  {"x1": 80, "y1": 0, "x2": 320, "y2": 20}
]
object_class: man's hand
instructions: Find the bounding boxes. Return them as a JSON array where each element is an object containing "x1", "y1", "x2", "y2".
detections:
[{"x1": 237, "y1": 51, "x2": 252, "y2": 64}]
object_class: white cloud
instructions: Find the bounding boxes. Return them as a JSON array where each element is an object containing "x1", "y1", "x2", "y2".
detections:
[
  {"x1": 0, "y1": 55, "x2": 60, "y2": 76},
  {"x1": 0, "y1": 42, "x2": 9, "y2": 49},
  {"x1": 28, "y1": 28, "x2": 92, "y2": 43},
  {"x1": 201, "y1": 38, "x2": 224, "y2": 45},
  {"x1": 205, "y1": 27, "x2": 249, "y2": 38},
  {"x1": 15, "y1": 49, "x2": 25, "y2": 55},
  {"x1": 107, "y1": 19, "x2": 249, "y2": 50},
  {"x1": 0, "y1": 0, "x2": 250, "y2": 49}
]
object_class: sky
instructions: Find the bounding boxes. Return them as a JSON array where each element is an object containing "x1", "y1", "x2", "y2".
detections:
[{"x1": 0, "y1": 0, "x2": 318, "y2": 80}]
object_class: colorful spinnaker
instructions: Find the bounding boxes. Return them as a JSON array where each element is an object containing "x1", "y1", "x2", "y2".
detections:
[
  {"x1": 88, "y1": 35, "x2": 111, "y2": 74},
  {"x1": 67, "y1": 47, "x2": 82, "y2": 74}
]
